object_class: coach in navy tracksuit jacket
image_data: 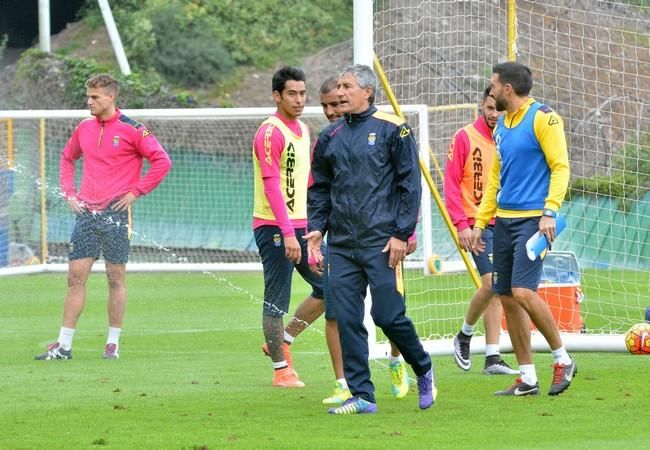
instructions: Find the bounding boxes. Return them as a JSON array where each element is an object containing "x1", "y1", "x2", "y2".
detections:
[{"x1": 306, "y1": 64, "x2": 435, "y2": 411}]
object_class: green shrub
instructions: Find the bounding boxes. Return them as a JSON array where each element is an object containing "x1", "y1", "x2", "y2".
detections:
[
  {"x1": 202, "y1": 0, "x2": 353, "y2": 66},
  {"x1": 148, "y1": 3, "x2": 235, "y2": 87},
  {"x1": 569, "y1": 131, "x2": 650, "y2": 212},
  {"x1": 78, "y1": 0, "x2": 353, "y2": 83}
]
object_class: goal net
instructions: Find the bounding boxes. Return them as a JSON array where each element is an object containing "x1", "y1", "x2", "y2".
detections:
[
  {"x1": 0, "y1": 105, "x2": 429, "y2": 273},
  {"x1": 372, "y1": 0, "x2": 650, "y2": 354}
]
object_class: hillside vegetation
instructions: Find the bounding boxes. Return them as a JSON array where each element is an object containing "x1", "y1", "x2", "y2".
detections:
[{"x1": 1, "y1": 0, "x2": 353, "y2": 109}]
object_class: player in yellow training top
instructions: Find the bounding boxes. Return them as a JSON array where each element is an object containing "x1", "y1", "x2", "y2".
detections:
[{"x1": 470, "y1": 61, "x2": 575, "y2": 397}]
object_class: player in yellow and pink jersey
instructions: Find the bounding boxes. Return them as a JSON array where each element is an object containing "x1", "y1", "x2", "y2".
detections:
[
  {"x1": 253, "y1": 66, "x2": 322, "y2": 388},
  {"x1": 444, "y1": 86, "x2": 517, "y2": 376}
]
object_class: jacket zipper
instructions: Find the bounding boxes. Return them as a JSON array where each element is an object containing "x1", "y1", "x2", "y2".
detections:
[{"x1": 97, "y1": 122, "x2": 104, "y2": 148}]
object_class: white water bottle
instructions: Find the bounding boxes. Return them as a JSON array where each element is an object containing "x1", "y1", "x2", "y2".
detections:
[{"x1": 525, "y1": 214, "x2": 567, "y2": 261}]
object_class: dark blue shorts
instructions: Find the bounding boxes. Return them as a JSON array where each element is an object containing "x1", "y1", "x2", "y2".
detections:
[
  {"x1": 254, "y1": 226, "x2": 324, "y2": 318},
  {"x1": 69, "y1": 206, "x2": 131, "y2": 264},
  {"x1": 492, "y1": 217, "x2": 543, "y2": 295},
  {"x1": 472, "y1": 225, "x2": 494, "y2": 276}
]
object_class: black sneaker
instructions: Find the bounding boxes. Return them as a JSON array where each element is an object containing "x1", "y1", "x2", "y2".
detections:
[
  {"x1": 494, "y1": 378, "x2": 540, "y2": 396},
  {"x1": 35, "y1": 342, "x2": 72, "y2": 360},
  {"x1": 483, "y1": 355, "x2": 519, "y2": 375},
  {"x1": 548, "y1": 358, "x2": 577, "y2": 396},
  {"x1": 453, "y1": 332, "x2": 471, "y2": 371}
]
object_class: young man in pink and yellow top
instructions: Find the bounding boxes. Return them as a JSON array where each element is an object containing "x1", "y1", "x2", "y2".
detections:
[
  {"x1": 444, "y1": 86, "x2": 517, "y2": 376},
  {"x1": 36, "y1": 73, "x2": 172, "y2": 361},
  {"x1": 253, "y1": 66, "x2": 324, "y2": 388}
]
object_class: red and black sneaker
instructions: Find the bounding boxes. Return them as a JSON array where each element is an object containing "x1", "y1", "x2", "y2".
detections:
[{"x1": 548, "y1": 358, "x2": 577, "y2": 395}]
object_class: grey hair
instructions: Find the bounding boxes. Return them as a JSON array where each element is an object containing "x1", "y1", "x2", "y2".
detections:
[{"x1": 339, "y1": 64, "x2": 377, "y2": 104}]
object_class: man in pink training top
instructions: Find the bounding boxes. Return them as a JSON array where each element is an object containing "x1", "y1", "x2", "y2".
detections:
[
  {"x1": 253, "y1": 66, "x2": 323, "y2": 388},
  {"x1": 444, "y1": 85, "x2": 517, "y2": 375},
  {"x1": 35, "y1": 73, "x2": 172, "y2": 361}
]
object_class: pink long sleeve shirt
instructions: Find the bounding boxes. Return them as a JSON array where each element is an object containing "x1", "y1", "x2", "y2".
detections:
[{"x1": 60, "y1": 109, "x2": 172, "y2": 210}]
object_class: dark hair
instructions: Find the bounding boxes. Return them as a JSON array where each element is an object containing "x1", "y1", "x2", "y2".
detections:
[
  {"x1": 85, "y1": 73, "x2": 119, "y2": 96},
  {"x1": 483, "y1": 84, "x2": 494, "y2": 100},
  {"x1": 272, "y1": 66, "x2": 306, "y2": 94},
  {"x1": 319, "y1": 76, "x2": 338, "y2": 95},
  {"x1": 492, "y1": 62, "x2": 533, "y2": 96}
]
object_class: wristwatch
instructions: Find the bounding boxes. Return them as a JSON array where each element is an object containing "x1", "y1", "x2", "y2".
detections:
[{"x1": 542, "y1": 208, "x2": 557, "y2": 218}]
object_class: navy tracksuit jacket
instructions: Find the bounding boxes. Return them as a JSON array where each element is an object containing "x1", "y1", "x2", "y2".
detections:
[{"x1": 308, "y1": 104, "x2": 431, "y2": 403}]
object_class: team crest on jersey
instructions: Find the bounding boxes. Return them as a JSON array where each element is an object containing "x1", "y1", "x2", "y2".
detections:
[
  {"x1": 488, "y1": 252, "x2": 493, "y2": 264},
  {"x1": 273, "y1": 233, "x2": 282, "y2": 247},
  {"x1": 368, "y1": 132, "x2": 376, "y2": 146},
  {"x1": 492, "y1": 271, "x2": 498, "y2": 287},
  {"x1": 112, "y1": 135, "x2": 120, "y2": 147}
]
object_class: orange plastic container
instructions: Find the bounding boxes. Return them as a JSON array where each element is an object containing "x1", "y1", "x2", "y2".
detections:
[{"x1": 501, "y1": 252, "x2": 584, "y2": 333}]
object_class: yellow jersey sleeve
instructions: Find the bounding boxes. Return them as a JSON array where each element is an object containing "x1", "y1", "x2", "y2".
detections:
[
  {"x1": 533, "y1": 110, "x2": 570, "y2": 212},
  {"x1": 474, "y1": 152, "x2": 500, "y2": 229}
]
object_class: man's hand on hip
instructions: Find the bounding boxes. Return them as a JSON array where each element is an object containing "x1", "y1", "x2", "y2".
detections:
[
  {"x1": 66, "y1": 196, "x2": 85, "y2": 215},
  {"x1": 113, "y1": 192, "x2": 137, "y2": 212}
]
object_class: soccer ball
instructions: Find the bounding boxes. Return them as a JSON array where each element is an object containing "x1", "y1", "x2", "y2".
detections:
[
  {"x1": 427, "y1": 254, "x2": 442, "y2": 275},
  {"x1": 624, "y1": 322, "x2": 650, "y2": 354}
]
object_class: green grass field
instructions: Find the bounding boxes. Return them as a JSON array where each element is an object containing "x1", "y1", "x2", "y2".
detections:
[{"x1": 1, "y1": 272, "x2": 648, "y2": 449}]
